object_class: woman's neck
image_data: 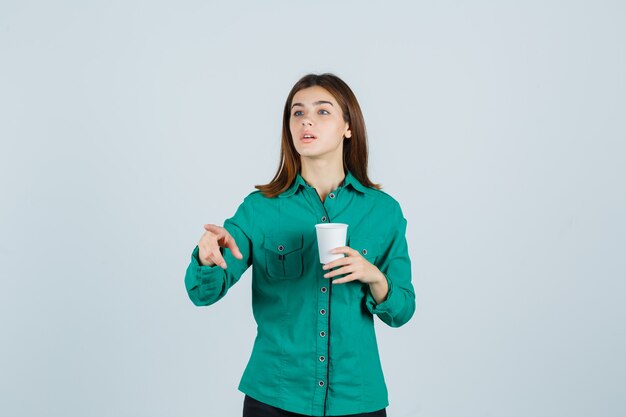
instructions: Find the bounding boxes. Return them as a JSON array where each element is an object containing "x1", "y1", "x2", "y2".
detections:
[{"x1": 300, "y1": 159, "x2": 345, "y2": 202}]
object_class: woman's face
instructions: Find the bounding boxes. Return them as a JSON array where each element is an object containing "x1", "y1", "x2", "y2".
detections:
[{"x1": 289, "y1": 86, "x2": 351, "y2": 161}]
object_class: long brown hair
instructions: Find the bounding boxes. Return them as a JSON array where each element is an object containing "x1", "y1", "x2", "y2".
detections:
[{"x1": 255, "y1": 73, "x2": 381, "y2": 198}]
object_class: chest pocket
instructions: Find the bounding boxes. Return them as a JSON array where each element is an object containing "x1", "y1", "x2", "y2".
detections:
[
  {"x1": 264, "y1": 234, "x2": 304, "y2": 279},
  {"x1": 348, "y1": 236, "x2": 382, "y2": 266}
]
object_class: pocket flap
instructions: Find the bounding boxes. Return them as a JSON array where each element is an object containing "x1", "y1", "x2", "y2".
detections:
[{"x1": 264, "y1": 234, "x2": 304, "y2": 256}]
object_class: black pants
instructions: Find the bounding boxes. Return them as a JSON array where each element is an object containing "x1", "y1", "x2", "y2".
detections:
[{"x1": 243, "y1": 395, "x2": 387, "y2": 417}]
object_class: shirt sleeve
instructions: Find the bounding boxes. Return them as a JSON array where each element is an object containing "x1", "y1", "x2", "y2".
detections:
[
  {"x1": 365, "y1": 199, "x2": 416, "y2": 327},
  {"x1": 184, "y1": 195, "x2": 254, "y2": 306}
]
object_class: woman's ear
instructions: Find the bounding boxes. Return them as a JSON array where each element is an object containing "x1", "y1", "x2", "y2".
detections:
[{"x1": 345, "y1": 129, "x2": 352, "y2": 139}]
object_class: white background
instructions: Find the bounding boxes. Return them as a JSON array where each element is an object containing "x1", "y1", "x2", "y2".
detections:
[{"x1": 1, "y1": 1, "x2": 624, "y2": 416}]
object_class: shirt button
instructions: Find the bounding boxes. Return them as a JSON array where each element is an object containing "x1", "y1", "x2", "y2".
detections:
[
  {"x1": 320, "y1": 309, "x2": 326, "y2": 315},
  {"x1": 329, "y1": 193, "x2": 335, "y2": 199},
  {"x1": 319, "y1": 356, "x2": 326, "y2": 362},
  {"x1": 321, "y1": 216, "x2": 327, "y2": 222},
  {"x1": 362, "y1": 248, "x2": 368, "y2": 255},
  {"x1": 321, "y1": 287, "x2": 327, "y2": 293},
  {"x1": 278, "y1": 245, "x2": 285, "y2": 252},
  {"x1": 320, "y1": 331, "x2": 326, "y2": 337},
  {"x1": 319, "y1": 381, "x2": 325, "y2": 387}
]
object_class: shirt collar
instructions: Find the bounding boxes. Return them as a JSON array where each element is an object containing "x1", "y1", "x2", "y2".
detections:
[
  {"x1": 278, "y1": 170, "x2": 367, "y2": 198},
  {"x1": 343, "y1": 170, "x2": 369, "y2": 194}
]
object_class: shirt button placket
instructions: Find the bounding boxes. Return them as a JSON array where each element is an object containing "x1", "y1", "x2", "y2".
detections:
[
  {"x1": 315, "y1": 262, "x2": 331, "y2": 409},
  {"x1": 312, "y1": 186, "x2": 333, "y2": 413}
]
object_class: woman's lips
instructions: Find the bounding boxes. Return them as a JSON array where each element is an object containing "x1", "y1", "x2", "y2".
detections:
[{"x1": 301, "y1": 132, "x2": 317, "y2": 143}]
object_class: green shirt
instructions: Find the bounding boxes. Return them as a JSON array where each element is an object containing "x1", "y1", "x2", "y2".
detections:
[{"x1": 184, "y1": 170, "x2": 415, "y2": 416}]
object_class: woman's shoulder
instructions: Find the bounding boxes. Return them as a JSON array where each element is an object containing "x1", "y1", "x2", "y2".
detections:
[
  {"x1": 364, "y1": 186, "x2": 403, "y2": 208},
  {"x1": 237, "y1": 190, "x2": 263, "y2": 206},
  {"x1": 361, "y1": 188, "x2": 408, "y2": 223},
  {"x1": 239, "y1": 189, "x2": 277, "y2": 206}
]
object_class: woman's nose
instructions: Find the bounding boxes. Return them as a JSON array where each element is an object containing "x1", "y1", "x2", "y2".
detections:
[{"x1": 301, "y1": 118, "x2": 312, "y2": 126}]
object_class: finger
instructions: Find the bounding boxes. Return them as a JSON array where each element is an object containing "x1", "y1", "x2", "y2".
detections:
[
  {"x1": 203, "y1": 224, "x2": 227, "y2": 237},
  {"x1": 198, "y1": 243, "x2": 225, "y2": 268},
  {"x1": 330, "y1": 246, "x2": 351, "y2": 255},
  {"x1": 223, "y1": 233, "x2": 243, "y2": 260},
  {"x1": 332, "y1": 273, "x2": 359, "y2": 285},
  {"x1": 322, "y1": 256, "x2": 352, "y2": 271},
  {"x1": 324, "y1": 265, "x2": 355, "y2": 279},
  {"x1": 200, "y1": 229, "x2": 216, "y2": 244},
  {"x1": 203, "y1": 225, "x2": 243, "y2": 260},
  {"x1": 202, "y1": 226, "x2": 224, "y2": 242},
  {"x1": 331, "y1": 246, "x2": 360, "y2": 258},
  {"x1": 208, "y1": 245, "x2": 227, "y2": 269}
]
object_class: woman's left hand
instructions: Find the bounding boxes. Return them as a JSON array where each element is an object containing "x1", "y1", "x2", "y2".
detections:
[{"x1": 322, "y1": 246, "x2": 386, "y2": 285}]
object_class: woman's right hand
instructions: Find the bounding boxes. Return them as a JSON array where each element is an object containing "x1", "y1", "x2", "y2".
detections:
[{"x1": 198, "y1": 224, "x2": 244, "y2": 268}]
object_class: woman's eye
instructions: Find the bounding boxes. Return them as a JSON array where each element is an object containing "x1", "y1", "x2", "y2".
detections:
[
  {"x1": 293, "y1": 110, "x2": 303, "y2": 116},
  {"x1": 319, "y1": 109, "x2": 330, "y2": 115}
]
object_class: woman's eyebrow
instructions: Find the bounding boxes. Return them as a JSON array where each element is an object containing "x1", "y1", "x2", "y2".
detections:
[{"x1": 291, "y1": 100, "x2": 335, "y2": 109}]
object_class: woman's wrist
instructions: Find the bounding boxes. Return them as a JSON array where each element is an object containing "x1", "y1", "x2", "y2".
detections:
[{"x1": 368, "y1": 271, "x2": 389, "y2": 304}]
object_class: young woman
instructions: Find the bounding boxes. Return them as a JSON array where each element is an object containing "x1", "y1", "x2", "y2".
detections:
[{"x1": 184, "y1": 73, "x2": 415, "y2": 417}]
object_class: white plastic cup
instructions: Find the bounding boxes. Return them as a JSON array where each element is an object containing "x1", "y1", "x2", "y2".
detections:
[{"x1": 315, "y1": 223, "x2": 348, "y2": 264}]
